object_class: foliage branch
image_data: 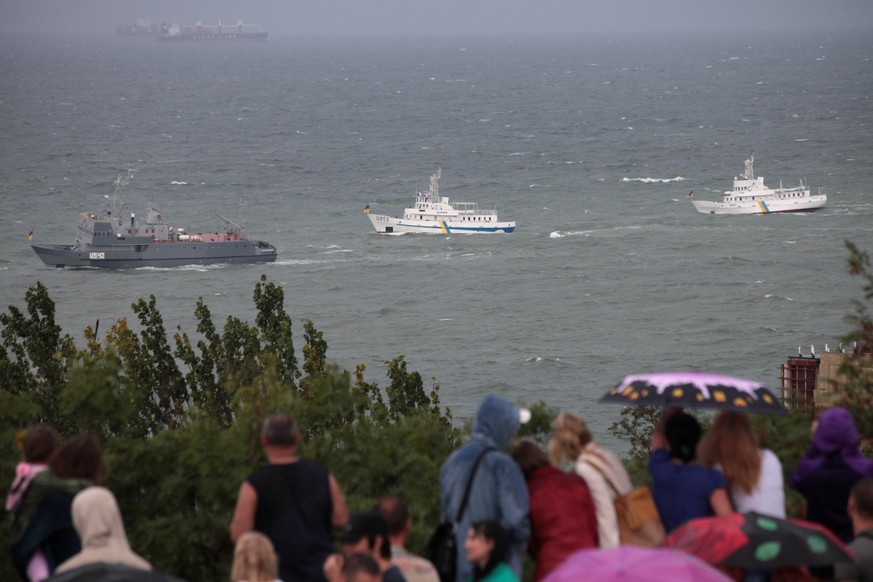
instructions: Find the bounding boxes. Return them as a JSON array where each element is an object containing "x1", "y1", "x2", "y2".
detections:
[{"x1": 0, "y1": 275, "x2": 462, "y2": 581}]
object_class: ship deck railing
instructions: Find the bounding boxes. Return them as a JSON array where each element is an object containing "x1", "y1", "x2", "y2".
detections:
[{"x1": 154, "y1": 232, "x2": 244, "y2": 243}]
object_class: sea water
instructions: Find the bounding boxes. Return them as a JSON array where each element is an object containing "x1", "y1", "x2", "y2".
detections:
[{"x1": 1, "y1": 31, "x2": 871, "y2": 446}]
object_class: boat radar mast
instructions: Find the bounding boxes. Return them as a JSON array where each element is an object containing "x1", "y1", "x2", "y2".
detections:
[
  {"x1": 743, "y1": 154, "x2": 755, "y2": 181},
  {"x1": 108, "y1": 164, "x2": 136, "y2": 219}
]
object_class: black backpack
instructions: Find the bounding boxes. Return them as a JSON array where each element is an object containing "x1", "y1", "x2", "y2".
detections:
[{"x1": 426, "y1": 448, "x2": 494, "y2": 582}]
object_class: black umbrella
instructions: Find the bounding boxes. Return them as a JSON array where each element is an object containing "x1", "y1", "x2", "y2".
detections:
[
  {"x1": 600, "y1": 371, "x2": 788, "y2": 415},
  {"x1": 46, "y1": 563, "x2": 186, "y2": 582}
]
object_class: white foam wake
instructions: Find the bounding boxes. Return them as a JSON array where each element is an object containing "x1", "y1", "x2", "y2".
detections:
[{"x1": 550, "y1": 230, "x2": 589, "y2": 239}]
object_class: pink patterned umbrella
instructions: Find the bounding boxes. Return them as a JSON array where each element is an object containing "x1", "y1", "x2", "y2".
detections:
[
  {"x1": 600, "y1": 371, "x2": 787, "y2": 414},
  {"x1": 542, "y1": 546, "x2": 732, "y2": 582}
]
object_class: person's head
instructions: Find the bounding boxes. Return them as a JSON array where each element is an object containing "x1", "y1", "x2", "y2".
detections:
[
  {"x1": 373, "y1": 496, "x2": 409, "y2": 542},
  {"x1": 231, "y1": 531, "x2": 279, "y2": 582},
  {"x1": 549, "y1": 412, "x2": 593, "y2": 466},
  {"x1": 664, "y1": 412, "x2": 702, "y2": 463},
  {"x1": 51, "y1": 434, "x2": 105, "y2": 485},
  {"x1": 472, "y1": 395, "x2": 530, "y2": 450},
  {"x1": 341, "y1": 552, "x2": 382, "y2": 582},
  {"x1": 338, "y1": 512, "x2": 392, "y2": 561},
  {"x1": 813, "y1": 407, "x2": 861, "y2": 453},
  {"x1": 22, "y1": 425, "x2": 60, "y2": 464},
  {"x1": 511, "y1": 439, "x2": 550, "y2": 478},
  {"x1": 71, "y1": 486, "x2": 129, "y2": 547},
  {"x1": 464, "y1": 520, "x2": 510, "y2": 580},
  {"x1": 261, "y1": 412, "x2": 299, "y2": 449},
  {"x1": 849, "y1": 478, "x2": 873, "y2": 531},
  {"x1": 698, "y1": 411, "x2": 761, "y2": 494}
]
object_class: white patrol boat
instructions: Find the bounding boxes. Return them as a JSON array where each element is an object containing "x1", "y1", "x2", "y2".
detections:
[
  {"x1": 366, "y1": 169, "x2": 516, "y2": 234},
  {"x1": 690, "y1": 155, "x2": 827, "y2": 215}
]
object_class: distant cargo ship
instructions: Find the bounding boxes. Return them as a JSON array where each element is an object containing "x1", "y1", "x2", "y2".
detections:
[
  {"x1": 158, "y1": 21, "x2": 268, "y2": 42},
  {"x1": 116, "y1": 18, "x2": 159, "y2": 36}
]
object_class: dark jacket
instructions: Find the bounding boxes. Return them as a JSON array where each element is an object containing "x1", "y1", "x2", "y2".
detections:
[
  {"x1": 791, "y1": 407, "x2": 873, "y2": 542},
  {"x1": 11, "y1": 491, "x2": 82, "y2": 579}
]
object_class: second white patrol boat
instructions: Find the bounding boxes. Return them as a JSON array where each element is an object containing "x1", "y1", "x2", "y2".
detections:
[
  {"x1": 689, "y1": 154, "x2": 827, "y2": 215},
  {"x1": 366, "y1": 169, "x2": 516, "y2": 234}
]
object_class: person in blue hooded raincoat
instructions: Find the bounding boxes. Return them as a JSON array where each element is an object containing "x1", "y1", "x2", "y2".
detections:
[{"x1": 439, "y1": 395, "x2": 531, "y2": 582}]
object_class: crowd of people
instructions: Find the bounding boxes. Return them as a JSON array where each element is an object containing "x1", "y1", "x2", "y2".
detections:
[{"x1": 6, "y1": 395, "x2": 873, "y2": 581}]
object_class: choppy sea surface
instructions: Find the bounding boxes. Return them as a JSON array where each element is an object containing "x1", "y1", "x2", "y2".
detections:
[{"x1": 1, "y1": 31, "x2": 871, "y2": 447}]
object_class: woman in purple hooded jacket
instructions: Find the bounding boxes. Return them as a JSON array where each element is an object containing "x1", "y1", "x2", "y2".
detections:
[{"x1": 791, "y1": 406, "x2": 873, "y2": 542}]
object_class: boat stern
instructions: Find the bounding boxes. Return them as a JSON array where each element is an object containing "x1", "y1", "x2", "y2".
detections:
[{"x1": 252, "y1": 240, "x2": 278, "y2": 261}]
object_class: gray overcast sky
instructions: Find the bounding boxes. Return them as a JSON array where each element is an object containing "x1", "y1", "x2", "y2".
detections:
[{"x1": 2, "y1": 0, "x2": 872, "y2": 37}]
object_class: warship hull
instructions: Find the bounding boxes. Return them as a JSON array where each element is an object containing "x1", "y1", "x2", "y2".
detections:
[
  {"x1": 32, "y1": 240, "x2": 277, "y2": 269},
  {"x1": 32, "y1": 166, "x2": 278, "y2": 270}
]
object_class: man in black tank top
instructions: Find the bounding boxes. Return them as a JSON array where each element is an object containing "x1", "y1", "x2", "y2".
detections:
[{"x1": 230, "y1": 413, "x2": 349, "y2": 582}]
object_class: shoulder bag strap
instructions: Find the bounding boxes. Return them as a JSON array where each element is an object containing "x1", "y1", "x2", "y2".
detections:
[
  {"x1": 454, "y1": 447, "x2": 495, "y2": 523},
  {"x1": 583, "y1": 451, "x2": 621, "y2": 497}
]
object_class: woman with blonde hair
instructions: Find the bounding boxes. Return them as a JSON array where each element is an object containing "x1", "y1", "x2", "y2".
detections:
[
  {"x1": 698, "y1": 410, "x2": 785, "y2": 517},
  {"x1": 231, "y1": 531, "x2": 282, "y2": 582},
  {"x1": 548, "y1": 412, "x2": 632, "y2": 548}
]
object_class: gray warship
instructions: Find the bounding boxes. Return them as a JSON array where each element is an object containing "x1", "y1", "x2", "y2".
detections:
[{"x1": 31, "y1": 168, "x2": 277, "y2": 269}]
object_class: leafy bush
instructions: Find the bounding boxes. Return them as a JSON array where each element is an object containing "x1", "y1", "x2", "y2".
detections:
[
  {"x1": 0, "y1": 276, "x2": 461, "y2": 581},
  {"x1": 832, "y1": 241, "x2": 873, "y2": 447}
]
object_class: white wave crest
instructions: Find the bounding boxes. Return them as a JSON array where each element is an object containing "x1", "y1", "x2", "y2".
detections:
[
  {"x1": 138, "y1": 263, "x2": 223, "y2": 272},
  {"x1": 524, "y1": 356, "x2": 564, "y2": 364},
  {"x1": 550, "y1": 230, "x2": 589, "y2": 239},
  {"x1": 622, "y1": 177, "x2": 685, "y2": 183}
]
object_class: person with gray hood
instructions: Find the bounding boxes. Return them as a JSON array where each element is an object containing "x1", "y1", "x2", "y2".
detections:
[{"x1": 439, "y1": 395, "x2": 530, "y2": 582}]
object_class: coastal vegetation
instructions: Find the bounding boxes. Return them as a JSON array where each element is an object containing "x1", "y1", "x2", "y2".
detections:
[
  {"x1": 0, "y1": 275, "x2": 551, "y2": 580},
  {"x1": 1, "y1": 241, "x2": 870, "y2": 580},
  {"x1": 834, "y1": 241, "x2": 873, "y2": 438}
]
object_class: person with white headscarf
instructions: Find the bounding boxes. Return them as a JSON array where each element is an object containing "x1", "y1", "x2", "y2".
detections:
[{"x1": 54, "y1": 486, "x2": 151, "y2": 573}]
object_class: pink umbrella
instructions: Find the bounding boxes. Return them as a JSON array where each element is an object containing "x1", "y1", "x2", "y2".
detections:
[{"x1": 542, "y1": 546, "x2": 733, "y2": 582}]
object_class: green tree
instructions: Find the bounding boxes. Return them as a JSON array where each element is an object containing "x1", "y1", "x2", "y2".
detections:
[
  {"x1": 0, "y1": 276, "x2": 464, "y2": 581},
  {"x1": 0, "y1": 282, "x2": 78, "y2": 432},
  {"x1": 833, "y1": 240, "x2": 873, "y2": 443},
  {"x1": 516, "y1": 400, "x2": 558, "y2": 447},
  {"x1": 253, "y1": 274, "x2": 298, "y2": 386},
  {"x1": 173, "y1": 298, "x2": 233, "y2": 427},
  {"x1": 607, "y1": 405, "x2": 662, "y2": 485}
]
